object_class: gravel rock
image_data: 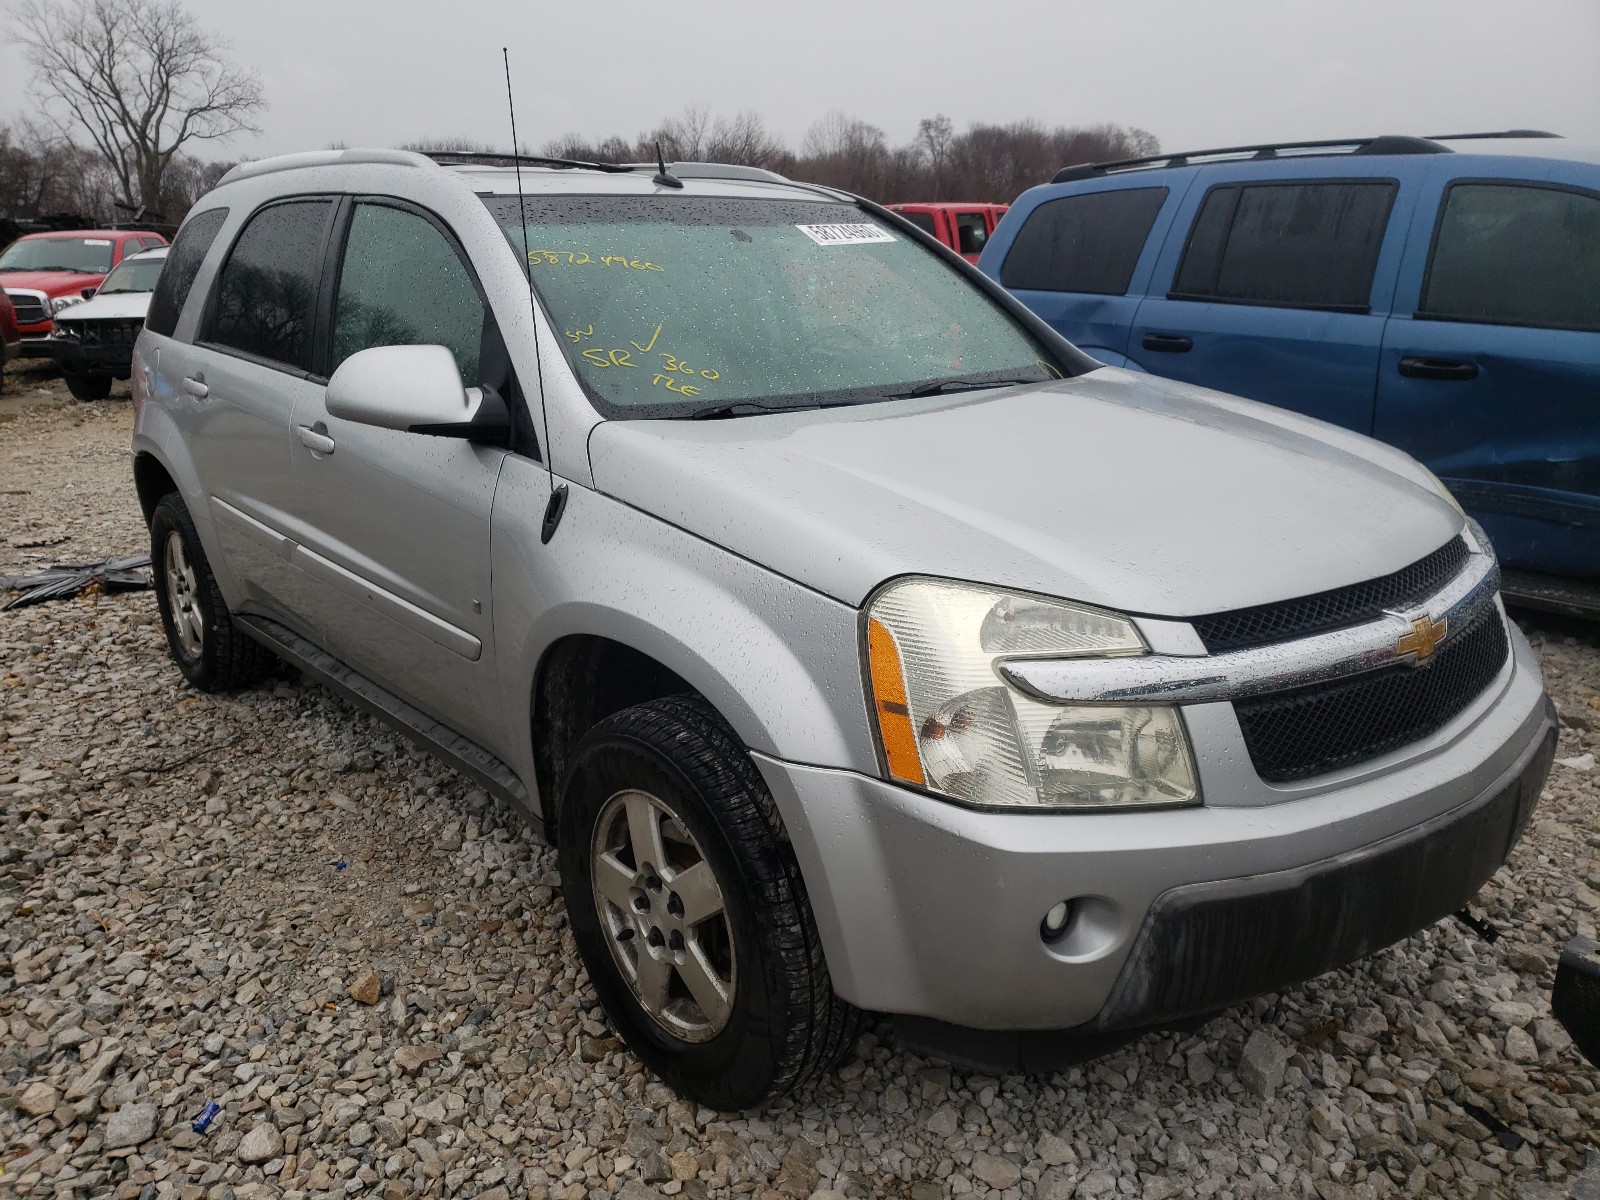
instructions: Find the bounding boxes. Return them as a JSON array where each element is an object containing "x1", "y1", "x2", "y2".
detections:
[
  {"x1": 104, "y1": 1101, "x2": 158, "y2": 1148},
  {"x1": 237, "y1": 1122, "x2": 283, "y2": 1164},
  {"x1": 1, "y1": 385, "x2": 1597, "y2": 1200},
  {"x1": 1239, "y1": 1028, "x2": 1292, "y2": 1097},
  {"x1": 349, "y1": 966, "x2": 383, "y2": 1004}
]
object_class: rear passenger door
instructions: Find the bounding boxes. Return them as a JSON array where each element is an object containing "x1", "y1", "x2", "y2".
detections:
[
  {"x1": 1130, "y1": 171, "x2": 1409, "y2": 431},
  {"x1": 989, "y1": 184, "x2": 1174, "y2": 364},
  {"x1": 953, "y1": 210, "x2": 992, "y2": 262},
  {"x1": 1377, "y1": 174, "x2": 1600, "y2": 578},
  {"x1": 185, "y1": 198, "x2": 338, "y2": 630}
]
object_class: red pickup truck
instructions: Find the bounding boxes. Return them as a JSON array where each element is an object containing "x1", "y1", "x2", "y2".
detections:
[
  {"x1": 887, "y1": 202, "x2": 1009, "y2": 263},
  {"x1": 0, "y1": 229, "x2": 167, "y2": 355}
]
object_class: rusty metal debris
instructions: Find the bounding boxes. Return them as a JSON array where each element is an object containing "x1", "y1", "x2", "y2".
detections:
[{"x1": 1, "y1": 554, "x2": 151, "y2": 610}]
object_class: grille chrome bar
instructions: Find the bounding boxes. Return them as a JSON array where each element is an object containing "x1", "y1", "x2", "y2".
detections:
[{"x1": 1001, "y1": 549, "x2": 1501, "y2": 705}]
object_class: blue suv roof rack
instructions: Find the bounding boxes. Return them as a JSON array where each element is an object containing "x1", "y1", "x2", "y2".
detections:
[{"x1": 1049, "y1": 131, "x2": 1562, "y2": 184}]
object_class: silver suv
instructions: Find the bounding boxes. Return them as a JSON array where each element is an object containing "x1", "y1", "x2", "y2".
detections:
[{"x1": 131, "y1": 148, "x2": 1557, "y2": 1108}]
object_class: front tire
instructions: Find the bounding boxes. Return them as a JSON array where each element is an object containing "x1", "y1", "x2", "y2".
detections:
[
  {"x1": 64, "y1": 370, "x2": 112, "y2": 401},
  {"x1": 149, "y1": 493, "x2": 270, "y2": 691},
  {"x1": 559, "y1": 695, "x2": 862, "y2": 1109}
]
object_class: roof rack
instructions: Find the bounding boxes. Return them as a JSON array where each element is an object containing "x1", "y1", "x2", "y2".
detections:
[
  {"x1": 1051, "y1": 130, "x2": 1565, "y2": 184},
  {"x1": 1051, "y1": 135, "x2": 1446, "y2": 183},
  {"x1": 621, "y1": 161, "x2": 791, "y2": 184},
  {"x1": 1425, "y1": 129, "x2": 1561, "y2": 141},
  {"x1": 420, "y1": 151, "x2": 633, "y2": 174}
]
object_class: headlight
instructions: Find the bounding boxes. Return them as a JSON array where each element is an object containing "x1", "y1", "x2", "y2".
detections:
[
  {"x1": 50, "y1": 321, "x2": 77, "y2": 339},
  {"x1": 864, "y1": 578, "x2": 1199, "y2": 810},
  {"x1": 50, "y1": 295, "x2": 85, "y2": 314}
]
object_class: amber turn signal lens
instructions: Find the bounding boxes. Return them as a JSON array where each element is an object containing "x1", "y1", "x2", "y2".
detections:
[{"x1": 867, "y1": 617, "x2": 926, "y2": 786}]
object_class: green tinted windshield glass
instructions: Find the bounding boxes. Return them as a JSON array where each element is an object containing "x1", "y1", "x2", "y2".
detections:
[
  {"x1": 98, "y1": 256, "x2": 166, "y2": 294},
  {"x1": 482, "y1": 195, "x2": 1060, "y2": 415}
]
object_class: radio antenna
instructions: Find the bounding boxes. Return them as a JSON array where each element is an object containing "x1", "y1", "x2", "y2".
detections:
[{"x1": 502, "y1": 47, "x2": 567, "y2": 541}]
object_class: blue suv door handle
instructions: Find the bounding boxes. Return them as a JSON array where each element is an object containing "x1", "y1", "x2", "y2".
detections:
[
  {"x1": 1142, "y1": 333, "x2": 1193, "y2": 353},
  {"x1": 1398, "y1": 356, "x2": 1479, "y2": 382}
]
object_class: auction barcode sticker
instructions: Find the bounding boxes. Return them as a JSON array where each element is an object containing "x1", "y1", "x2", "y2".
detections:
[{"x1": 795, "y1": 223, "x2": 896, "y2": 247}]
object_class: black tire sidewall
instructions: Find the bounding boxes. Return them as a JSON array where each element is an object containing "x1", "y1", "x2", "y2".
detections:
[
  {"x1": 560, "y1": 724, "x2": 794, "y2": 1109},
  {"x1": 64, "y1": 370, "x2": 111, "y2": 401},
  {"x1": 149, "y1": 494, "x2": 222, "y2": 688}
]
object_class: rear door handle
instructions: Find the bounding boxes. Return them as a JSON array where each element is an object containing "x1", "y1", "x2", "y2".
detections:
[
  {"x1": 295, "y1": 424, "x2": 336, "y2": 455},
  {"x1": 1142, "y1": 333, "x2": 1193, "y2": 353},
  {"x1": 1398, "y1": 356, "x2": 1479, "y2": 381},
  {"x1": 181, "y1": 374, "x2": 208, "y2": 398}
]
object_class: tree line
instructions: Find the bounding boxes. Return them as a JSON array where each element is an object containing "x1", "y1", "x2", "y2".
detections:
[{"x1": 540, "y1": 108, "x2": 1159, "y2": 203}]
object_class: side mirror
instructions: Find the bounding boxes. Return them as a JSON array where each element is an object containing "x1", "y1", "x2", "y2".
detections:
[
  {"x1": 81, "y1": 286, "x2": 96, "y2": 299},
  {"x1": 325, "y1": 345, "x2": 510, "y2": 443}
]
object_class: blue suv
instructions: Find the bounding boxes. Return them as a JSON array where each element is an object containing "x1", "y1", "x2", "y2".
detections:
[{"x1": 981, "y1": 132, "x2": 1599, "y2": 608}]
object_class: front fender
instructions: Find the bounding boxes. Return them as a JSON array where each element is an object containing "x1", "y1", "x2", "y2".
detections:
[{"x1": 489, "y1": 456, "x2": 880, "y2": 812}]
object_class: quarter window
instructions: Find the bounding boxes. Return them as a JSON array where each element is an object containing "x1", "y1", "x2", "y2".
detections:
[
  {"x1": 145, "y1": 208, "x2": 228, "y2": 338},
  {"x1": 1000, "y1": 188, "x2": 1168, "y2": 295},
  {"x1": 1171, "y1": 181, "x2": 1396, "y2": 311},
  {"x1": 205, "y1": 200, "x2": 333, "y2": 370},
  {"x1": 331, "y1": 203, "x2": 487, "y2": 382},
  {"x1": 1420, "y1": 182, "x2": 1600, "y2": 332}
]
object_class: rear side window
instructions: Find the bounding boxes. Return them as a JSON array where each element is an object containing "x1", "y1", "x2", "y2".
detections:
[
  {"x1": 145, "y1": 208, "x2": 228, "y2": 338},
  {"x1": 331, "y1": 202, "x2": 488, "y2": 382},
  {"x1": 1171, "y1": 181, "x2": 1396, "y2": 311},
  {"x1": 204, "y1": 200, "x2": 334, "y2": 371},
  {"x1": 1420, "y1": 182, "x2": 1600, "y2": 332},
  {"x1": 898, "y1": 210, "x2": 938, "y2": 237},
  {"x1": 955, "y1": 212, "x2": 990, "y2": 255},
  {"x1": 1000, "y1": 187, "x2": 1168, "y2": 295}
]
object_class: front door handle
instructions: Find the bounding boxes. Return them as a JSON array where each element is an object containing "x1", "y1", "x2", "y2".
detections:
[
  {"x1": 1398, "y1": 356, "x2": 1479, "y2": 381},
  {"x1": 1142, "y1": 333, "x2": 1193, "y2": 353},
  {"x1": 295, "y1": 424, "x2": 336, "y2": 455},
  {"x1": 181, "y1": 373, "x2": 208, "y2": 398}
]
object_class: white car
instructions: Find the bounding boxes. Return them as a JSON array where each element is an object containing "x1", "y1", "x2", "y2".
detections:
[{"x1": 49, "y1": 245, "x2": 167, "y2": 400}]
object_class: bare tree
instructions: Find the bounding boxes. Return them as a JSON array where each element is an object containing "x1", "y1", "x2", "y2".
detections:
[{"x1": 9, "y1": 0, "x2": 265, "y2": 215}]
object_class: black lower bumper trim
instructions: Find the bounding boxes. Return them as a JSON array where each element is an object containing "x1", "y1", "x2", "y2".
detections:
[{"x1": 1090, "y1": 707, "x2": 1556, "y2": 1033}]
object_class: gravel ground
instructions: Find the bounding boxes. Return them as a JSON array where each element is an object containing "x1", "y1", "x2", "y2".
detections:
[{"x1": 3, "y1": 366, "x2": 1599, "y2": 1200}]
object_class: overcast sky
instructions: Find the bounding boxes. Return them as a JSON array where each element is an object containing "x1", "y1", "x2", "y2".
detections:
[{"x1": 2, "y1": 0, "x2": 1597, "y2": 163}]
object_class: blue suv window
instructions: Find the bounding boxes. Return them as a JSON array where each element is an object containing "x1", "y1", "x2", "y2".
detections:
[
  {"x1": 1420, "y1": 181, "x2": 1600, "y2": 333},
  {"x1": 1171, "y1": 181, "x2": 1396, "y2": 312},
  {"x1": 1001, "y1": 188, "x2": 1167, "y2": 295}
]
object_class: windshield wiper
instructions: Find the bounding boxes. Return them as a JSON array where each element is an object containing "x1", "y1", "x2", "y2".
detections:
[
  {"x1": 684, "y1": 400, "x2": 825, "y2": 420},
  {"x1": 886, "y1": 375, "x2": 1047, "y2": 400}
]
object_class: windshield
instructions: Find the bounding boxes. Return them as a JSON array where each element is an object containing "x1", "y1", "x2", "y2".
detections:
[
  {"x1": 98, "y1": 255, "x2": 165, "y2": 294},
  {"x1": 0, "y1": 237, "x2": 116, "y2": 274},
  {"x1": 482, "y1": 195, "x2": 1065, "y2": 416}
]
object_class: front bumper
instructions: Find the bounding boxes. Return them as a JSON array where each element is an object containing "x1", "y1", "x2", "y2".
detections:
[
  {"x1": 17, "y1": 332, "x2": 55, "y2": 358},
  {"x1": 44, "y1": 336, "x2": 134, "y2": 376},
  {"x1": 755, "y1": 616, "x2": 1554, "y2": 1038}
]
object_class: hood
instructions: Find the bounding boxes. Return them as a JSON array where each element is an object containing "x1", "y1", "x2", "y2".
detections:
[
  {"x1": 587, "y1": 368, "x2": 1463, "y2": 616},
  {"x1": 53, "y1": 291, "x2": 154, "y2": 323},
  {"x1": 0, "y1": 269, "x2": 103, "y2": 296}
]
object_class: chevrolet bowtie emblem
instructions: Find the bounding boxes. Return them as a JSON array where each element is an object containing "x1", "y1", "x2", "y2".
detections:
[{"x1": 1396, "y1": 614, "x2": 1448, "y2": 663}]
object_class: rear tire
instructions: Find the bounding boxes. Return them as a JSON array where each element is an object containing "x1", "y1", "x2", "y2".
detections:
[
  {"x1": 559, "y1": 694, "x2": 862, "y2": 1109},
  {"x1": 64, "y1": 371, "x2": 112, "y2": 401},
  {"x1": 149, "y1": 492, "x2": 271, "y2": 691}
]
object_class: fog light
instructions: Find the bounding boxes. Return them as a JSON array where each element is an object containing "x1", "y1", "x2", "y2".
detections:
[{"x1": 1041, "y1": 900, "x2": 1073, "y2": 939}]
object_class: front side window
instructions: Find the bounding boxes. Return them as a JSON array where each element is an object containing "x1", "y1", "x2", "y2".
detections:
[
  {"x1": 331, "y1": 203, "x2": 487, "y2": 381},
  {"x1": 1001, "y1": 187, "x2": 1168, "y2": 295},
  {"x1": 98, "y1": 255, "x2": 166, "y2": 295},
  {"x1": 204, "y1": 200, "x2": 333, "y2": 371},
  {"x1": 1420, "y1": 182, "x2": 1600, "y2": 332},
  {"x1": 145, "y1": 209, "x2": 227, "y2": 337},
  {"x1": 483, "y1": 195, "x2": 1063, "y2": 416},
  {"x1": 0, "y1": 236, "x2": 116, "y2": 274},
  {"x1": 1172, "y1": 181, "x2": 1396, "y2": 311},
  {"x1": 955, "y1": 212, "x2": 990, "y2": 255},
  {"x1": 897, "y1": 210, "x2": 938, "y2": 237}
]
